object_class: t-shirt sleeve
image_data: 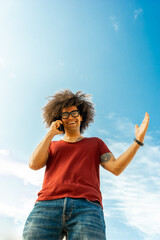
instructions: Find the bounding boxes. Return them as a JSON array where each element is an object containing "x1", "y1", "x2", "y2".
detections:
[
  {"x1": 48, "y1": 142, "x2": 52, "y2": 156},
  {"x1": 46, "y1": 141, "x2": 55, "y2": 167},
  {"x1": 48, "y1": 141, "x2": 56, "y2": 156},
  {"x1": 99, "y1": 138, "x2": 111, "y2": 157}
]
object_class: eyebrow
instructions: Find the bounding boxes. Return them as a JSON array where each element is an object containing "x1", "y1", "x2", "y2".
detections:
[{"x1": 62, "y1": 110, "x2": 78, "y2": 113}]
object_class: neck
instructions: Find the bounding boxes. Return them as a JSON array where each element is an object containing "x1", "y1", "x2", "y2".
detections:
[{"x1": 63, "y1": 131, "x2": 83, "y2": 142}]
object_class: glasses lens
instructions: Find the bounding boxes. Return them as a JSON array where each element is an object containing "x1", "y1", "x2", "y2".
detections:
[
  {"x1": 61, "y1": 112, "x2": 69, "y2": 119},
  {"x1": 61, "y1": 110, "x2": 79, "y2": 119},
  {"x1": 71, "y1": 110, "x2": 79, "y2": 117}
]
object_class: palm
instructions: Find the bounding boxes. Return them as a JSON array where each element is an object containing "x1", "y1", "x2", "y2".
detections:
[{"x1": 135, "y1": 113, "x2": 149, "y2": 142}]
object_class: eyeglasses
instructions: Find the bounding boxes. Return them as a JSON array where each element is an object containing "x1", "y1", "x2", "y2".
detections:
[{"x1": 61, "y1": 110, "x2": 80, "y2": 119}]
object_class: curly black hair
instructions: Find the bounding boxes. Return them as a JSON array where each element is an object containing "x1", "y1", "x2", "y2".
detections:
[{"x1": 42, "y1": 89, "x2": 95, "y2": 134}]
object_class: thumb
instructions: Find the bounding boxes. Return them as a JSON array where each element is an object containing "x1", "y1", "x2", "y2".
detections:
[{"x1": 135, "y1": 124, "x2": 139, "y2": 130}]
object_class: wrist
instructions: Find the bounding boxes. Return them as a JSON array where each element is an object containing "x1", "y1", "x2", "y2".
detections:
[
  {"x1": 134, "y1": 138, "x2": 144, "y2": 146},
  {"x1": 47, "y1": 130, "x2": 56, "y2": 139}
]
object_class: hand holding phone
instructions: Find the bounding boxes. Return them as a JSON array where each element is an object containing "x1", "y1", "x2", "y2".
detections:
[
  {"x1": 49, "y1": 120, "x2": 63, "y2": 135},
  {"x1": 58, "y1": 124, "x2": 63, "y2": 132}
]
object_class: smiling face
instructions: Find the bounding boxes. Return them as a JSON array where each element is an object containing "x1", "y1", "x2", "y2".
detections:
[{"x1": 61, "y1": 106, "x2": 82, "y2": 133}]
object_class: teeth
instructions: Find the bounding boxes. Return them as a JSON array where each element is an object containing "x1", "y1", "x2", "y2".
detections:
[{"x1": 68, "y1": 122, "x2": 75, "y2": 125}]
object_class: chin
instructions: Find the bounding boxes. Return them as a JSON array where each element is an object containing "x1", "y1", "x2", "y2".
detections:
[{"x1": 66, "y1": 127, "x2": 80, "y2": 132}]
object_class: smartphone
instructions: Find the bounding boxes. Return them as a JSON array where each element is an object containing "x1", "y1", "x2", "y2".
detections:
[{"x1": 58, "y1": 124, "x2": 63, "y2": 132}]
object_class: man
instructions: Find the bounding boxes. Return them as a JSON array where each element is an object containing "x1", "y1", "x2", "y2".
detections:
[{"x1": 23, "y1": 89, "x2": 149, "y2": 240}]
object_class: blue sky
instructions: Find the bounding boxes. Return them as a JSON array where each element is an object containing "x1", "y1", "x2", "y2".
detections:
[{"x1": 0, "y1": 0, "x2": 160, "y2": 239}]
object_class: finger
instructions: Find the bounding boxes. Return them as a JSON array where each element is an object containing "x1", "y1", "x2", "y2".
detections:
[
  {"x1": 141, "y1": 114, "x2": 149, "y2": 124},
  {"x1": 145, "y1": 112, "x2": 149, "y2": 120},
  {"x1": 57, "y1": 122, "x2": 61, "y2": 129},
  {"x1": 143, "y1": 113, "x2": 150, "y2": 125},
  {"x1": 56, "y1": 120, "x2": 63, "y2": 125},
  {"x1": 135, "y1": 124, "x2": 139, "y2": 129}
]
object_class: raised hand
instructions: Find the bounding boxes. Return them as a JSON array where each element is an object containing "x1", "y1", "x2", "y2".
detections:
[
  {"x1": 49, "y1": 120, "x2": 64, "y2": 135},
  {"x1": 135, "y1": 112, "x2": 150, "y2": 143}
]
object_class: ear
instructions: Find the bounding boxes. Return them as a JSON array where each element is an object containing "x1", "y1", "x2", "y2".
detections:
[{"x1": 80, "y1": 115, "x2": 83, "y2": 121}]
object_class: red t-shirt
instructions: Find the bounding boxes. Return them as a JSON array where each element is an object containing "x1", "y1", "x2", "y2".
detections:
[{"x1": 37, "y1": 137, "x2": 111, "y2": 208}]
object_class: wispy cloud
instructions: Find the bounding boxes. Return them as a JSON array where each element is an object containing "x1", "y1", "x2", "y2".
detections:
[
  {"x1": 0, "y1": 149, "x2": 45, "y2": 239},
  {"x1": 0, "y1": 197, "x2": 35, "y2": 224},
  {"x1": 1, "y1": 114, "x2": 160, "y2": 240},
  {"x1": 104, "y1": 112, "x2": 150, "y2": 141},
  {"x1": 110, "y1": 16, "x2": 119, "y2": 31},
  {"x1": 134, "y1": 8, "x2": 143, "y2": 19},
  {"x1": 101, "y1": 169, "x2": 160, "y2": 239},
  {"x1": 98, "y1": 113, "x2": 136, "y2": 142},
  {"x1": 0, "y1": 149, "x2": 44, "y2": 186},
  {"x1": 100, "y1": 114, "x2": 160, "y2": 239},
  {"x1": 0, "y1": 57, "x2": 6, "y2": 69},
  {"x1": 0, "y1": 196, "x2": 36, "y2": 240}
]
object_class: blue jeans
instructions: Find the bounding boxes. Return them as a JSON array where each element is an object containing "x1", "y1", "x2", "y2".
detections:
[{"x1": 23, "y1": 197, "x2": 106, "y2": 240}]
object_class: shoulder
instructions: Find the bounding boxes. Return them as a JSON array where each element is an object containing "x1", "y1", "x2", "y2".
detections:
[
  {"x1": 50, "y1": 140, "x2": 63, "y2": 145},
  {"x1": 85, "y1": 137, "x2": 102, "y2": 142},
  {"x1": 84, "y1": 137, "x2": 107, "y2": 149},
  {"x1": 87, "y1": 137, "x2": 107, "y2": 145},
  {"x1": 49, "y1": 140, "x2": 63, "y2": 152}
]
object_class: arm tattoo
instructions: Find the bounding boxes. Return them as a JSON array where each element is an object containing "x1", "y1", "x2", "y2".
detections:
[{"x1": 100, "y1": 152, "x2": 112, "y2": 164}]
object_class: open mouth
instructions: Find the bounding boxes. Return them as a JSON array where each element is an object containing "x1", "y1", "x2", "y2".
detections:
[{"x1": 68, "y1": 122, "x2": 76, "y2": 125}]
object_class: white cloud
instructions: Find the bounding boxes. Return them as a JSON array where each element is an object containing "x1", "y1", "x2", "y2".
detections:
[
  {"x1": 134, "y1": 8, "x2": 143, "y2": 19},
  {"x1": 0, "y1": 149, "x2": 9, "y2": 156},
  {"x1": 0, "y1": 197, "x2": 34, "y2": 224},
  {"x1": 110, "y1": 16, "x2": 119, "y2": 31},
  {"x1": 1, "y1": 111, "x2": 160, "y2": 240},
  {"x1": 101, "y1": 113, "x2": 136, "y2": 144},
  {"x1": 0, "y1": 149, "x2": 44, "y2": 239},
  {"x1": 100, "y1": 114, "x2": 160, "y2": 239},
  {"x1": 98, "y1": 129, "x2": 110, "y2": 136},
  {"x1": 0, "y1": 149, "x2": 45, "y2": 186},
  {"x1": 0, "y1": 196, "x2": 36, "y2": 240},
  {"x1": 113, "y1": 23, "x2": 119, "y2": 31},
  {"x1": 106, "y1": 112, "x2": 116, "y2": 119},
  {"x1": 102, "y1": 171, "x2": 160, "y2": 238},
  {"x1": 104, "y1": 112, "x2": 151, "y2": 141},
  {"x1": 116, "y1": 117, "x2": 135, "y2": 135},
  {"x1": 0, "y1": 57, "x2": 6, "y2": 69},
  {"x1": 106, "y1": 139, "x2": 130, "y2": 157}
]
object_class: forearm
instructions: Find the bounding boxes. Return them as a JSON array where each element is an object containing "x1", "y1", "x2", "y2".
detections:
[
  {"x1": 113, "y1": 141, "x2": 141, "y2": 175},
  {"x1": 29, "y1": 130, "x2": 55, "y2": 170},
  {"x1": 103, "y1": 113, "x2": 149, "y2": 176}
]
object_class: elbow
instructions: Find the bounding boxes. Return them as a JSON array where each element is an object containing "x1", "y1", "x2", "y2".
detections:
[
  {"x1": 111, "y1": 168, "x2": 123, "y2": 176},
  {"x1": 106, "y1": 160, "x2": 124, "y2": 176},
  {"x1": 29, "y1": 161, "x2": 38, "y2": 170},
  {"x1": 29, "y1": 162, "x2": 42, "y2": 170},
  {"x1": 29, "y1": 153, "x2": 40, "y2": 170},
  {"x1": 29, "y1": 158, "x2": 40, "y2": 170},
  {"x1": 29, "y1": 158, "x2": 46, "y2": 170},
  {"x1": 113, "y1": 171, "x2": 121, "y2": 176},
  {"x1": 29, "y1": 154, "x2": 36, "y2": 170}
]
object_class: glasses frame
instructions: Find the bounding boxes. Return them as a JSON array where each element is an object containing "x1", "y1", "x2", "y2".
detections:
[{"x1": 61, "y1": 110, "x2": 80, "y2": 119}]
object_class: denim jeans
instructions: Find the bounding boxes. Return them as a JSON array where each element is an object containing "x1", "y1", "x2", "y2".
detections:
[{"x1": 23, "y1": 197, "x2": 106, "y2": 240}]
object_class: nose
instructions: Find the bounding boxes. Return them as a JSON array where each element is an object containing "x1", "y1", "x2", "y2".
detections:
[{"x1": 68, "y1": 113, "x2": 74, "y2": 119}]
